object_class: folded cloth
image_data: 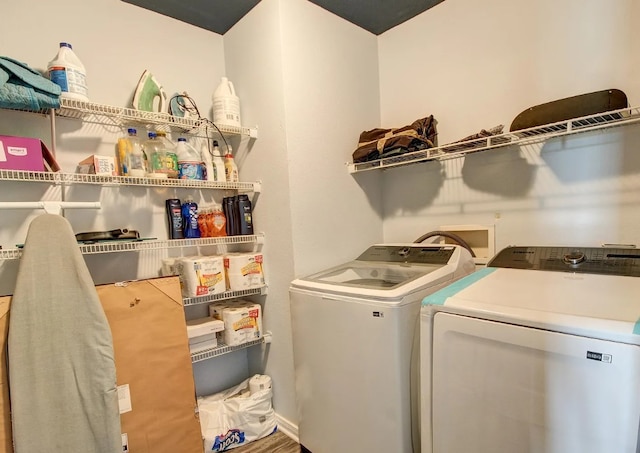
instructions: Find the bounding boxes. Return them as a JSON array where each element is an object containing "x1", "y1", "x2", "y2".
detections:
[
  {"x1": 352, "y1": 115, "x2": 437, "y2": 163},
  {"x1": 442, "y1": 124, "x2": 505, "y2": 153},
  {"x1": 0, "y1": 56, "x2": 61, "y2": 110}
]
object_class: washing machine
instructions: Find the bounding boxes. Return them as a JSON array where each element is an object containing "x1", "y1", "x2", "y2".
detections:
[
  {"x1": 420, "y1": 245, "x2": 640, "y2": 453},
  {"x1": 289, "y1": 243, "x2": 475, "y2": 453}
]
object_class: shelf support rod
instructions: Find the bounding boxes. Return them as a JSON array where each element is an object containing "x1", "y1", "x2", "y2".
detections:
[{"x1": 0, "y1": 201, "x2": 101, "y2": 215}]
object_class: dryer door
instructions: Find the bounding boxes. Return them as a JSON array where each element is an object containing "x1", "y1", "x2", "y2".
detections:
[{"x1": 431, "y1": 312, "x2": 640, "y2": 453}]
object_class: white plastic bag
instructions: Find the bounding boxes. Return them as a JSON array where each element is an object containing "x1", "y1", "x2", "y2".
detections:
[{"x1": 197, "y1": 375, "x2": 277, "y2": 451}]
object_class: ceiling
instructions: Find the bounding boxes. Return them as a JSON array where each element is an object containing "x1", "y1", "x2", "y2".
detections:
[{"x1": 122, "y1": 0, "x2": 445, "y2": 36}]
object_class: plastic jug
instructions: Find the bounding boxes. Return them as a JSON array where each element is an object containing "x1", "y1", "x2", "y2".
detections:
[
  {"x1": 212, "y1": 77, "x2": 241, "y2": 127},
  {"x1": 176, "y1": 137, "x2": 204, "y2": 180},
  {"x1": 47, "y1": 42, "x2": 88, "y2": 101}
]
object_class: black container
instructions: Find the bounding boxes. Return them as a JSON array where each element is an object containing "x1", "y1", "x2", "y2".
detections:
[
  {"x1": 236, "y1": 194, "x2": 254, "y2": 235},
  {"x1": 223, "y1": 196, "x2": 237, "y2": 236},
  {"x1": 165, "y1": 198, "x2": 184, "y2": 239}
]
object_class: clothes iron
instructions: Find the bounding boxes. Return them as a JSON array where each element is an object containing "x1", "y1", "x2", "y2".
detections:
[
  {"x1": 132, "y1": 70, "x2": 167, "y2": 112},
  {"x1": 169, "y1": 92, "x2": 201, "y2": 131}
]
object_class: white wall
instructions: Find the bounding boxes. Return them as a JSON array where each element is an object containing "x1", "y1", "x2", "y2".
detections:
[
  {"x1": 222, "y1": 0, "x2": 382, "y2": 425},
  {"x1": 378, "y1": 0, "x2": 640, "y2": 251}
]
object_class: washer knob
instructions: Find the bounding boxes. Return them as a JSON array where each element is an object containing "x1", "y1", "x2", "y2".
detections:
[
  {"x1": 398, "y1": 247, "x2": 411, "y2": 258},
  {"x1": 563, "y1": 250, "x2": 586, "y2": 265}
]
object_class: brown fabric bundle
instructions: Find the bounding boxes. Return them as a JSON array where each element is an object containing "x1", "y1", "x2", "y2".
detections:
[
  {"x1": 352, "y1": 115, "x2": 437, "y2": 163},
  {"x1": 441, "y1": 124, "x2": 505, "y2": 153}
]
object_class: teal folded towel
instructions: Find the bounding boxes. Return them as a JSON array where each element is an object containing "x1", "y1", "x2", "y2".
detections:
[{"x1": 0, "y1": 56, "x2": 61, "y2": 110}]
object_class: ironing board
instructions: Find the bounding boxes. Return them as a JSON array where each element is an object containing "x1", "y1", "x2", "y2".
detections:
[{"x1": 7, "y1": 214, "x2": 121, "y2": 452}]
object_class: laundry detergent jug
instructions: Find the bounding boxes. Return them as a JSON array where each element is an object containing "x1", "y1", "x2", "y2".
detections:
[{"x1": 212, "y1": 77, "x2": 241, "y2": 127}]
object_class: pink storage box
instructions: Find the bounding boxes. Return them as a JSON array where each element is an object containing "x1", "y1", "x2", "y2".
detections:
[{"x1": 0, "y1": 135, "x2": 59, "y2": 172}]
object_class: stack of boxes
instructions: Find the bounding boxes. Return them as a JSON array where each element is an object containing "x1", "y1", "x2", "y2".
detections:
[{"x1": 164, "y1": 253, "x2": 265, "y2": 352}]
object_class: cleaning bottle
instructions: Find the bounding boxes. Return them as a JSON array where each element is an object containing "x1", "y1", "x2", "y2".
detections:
[
  {"x1": 47, "y1": 42, "x2": 88, "y2": 101},
  {"x1": 117, "y1": 128, "x2": 135, "y2": 176},
  {"x1": 176, "y1": 137, "x2": 204, "y2": 180},
  {"x1": 182, "y1": 197, "x2": 200, "y2": 239},
  {"x1": 144, "y1": 132, "x2": 167, "y2": 179},
  {"x1": 197, "y1": 207, "x2": 210, "y2": 237},
  {"x1": 212, "y1": 77, "x2": 241, "y2": 127},
  {"x1": 155, "y1": 131, "x2": 179, "y2": 178},
  {"x1": 224, "y1": 146, "x2": 239, "y2": 183},
  {"x1": 210, "y1": 204, "x2": 227, "y2": 237},
  {"x1": 200, "y1": 140, "x2": 215, "y2": 181},
  {"x1": 123, "y1": 128, "x2": 146, "y2": 177},
  {"x1": 211, "y1": 140, "x2": 226, "y2": 182}
]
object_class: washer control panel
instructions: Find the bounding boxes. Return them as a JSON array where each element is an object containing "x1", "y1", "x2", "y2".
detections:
[
  {"x1": 488, "y1": 246, "x2": 640, "y2": 277},
  {"x1": 357, "y1": 245, "x2": 456, "y2": 265}
]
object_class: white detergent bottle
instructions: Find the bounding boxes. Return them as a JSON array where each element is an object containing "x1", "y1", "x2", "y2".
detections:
[
  {"x1": 211, "y1": 140, "x2": 226, "y2": 182},
  {"x1": 200, "y1": 140, "x2": 215, "y2": 181},
  {"x1": 47, "y1": 42, "x2": 88, "y2": 101},
  {"x1": 212, "y1": 77, "x2": 241, "y2": 127}
]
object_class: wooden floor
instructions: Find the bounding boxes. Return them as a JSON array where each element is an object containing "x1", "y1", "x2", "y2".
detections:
[{"x1": 233, "y1": 430, "x2": 300, "y2": 453}]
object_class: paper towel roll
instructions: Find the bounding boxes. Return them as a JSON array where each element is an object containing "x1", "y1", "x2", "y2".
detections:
[{"x1": 249, "y1": 374, "x2": 272, "y2": 395}]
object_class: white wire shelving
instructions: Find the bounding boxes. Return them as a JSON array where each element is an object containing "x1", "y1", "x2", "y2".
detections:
[
  {"x1": 183, "y1": 285, "x2": 268, "y2": 307},
  {"x1": 191, "y1": 335, "x2": 270, "y2": 363},
  {"x1": 55, "y1": 98, "x2": 259, "y2": 138},
  {"x1": 0, "y1": 234, "x2": 264, "y2": 261},
  {"x1": 0, "y1": 169, "x2": 261, "y2": 192},
  {"x1": 348, "y1": 106, "x2": 640, "y2": 173}
]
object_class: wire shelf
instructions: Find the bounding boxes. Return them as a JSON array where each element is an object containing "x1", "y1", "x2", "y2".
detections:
[
  {"x1": 183, "y1": 286, "x2": 268, "y2": 307},
  {"x1": 57, "y1": 98, "x2": 258, "y2": 138},
  {"x1": 0, "y1": 234, "x2": 264, "y2": 260},
  {"x1": 348, "y1": 106, "x2": 640, "y2": 173},
  {"x1": 191, "y1": 337, "x2": 265, "y2": 363},
  {"x1": 0, "y1": 170, "x2": 261, "y2": 192}
]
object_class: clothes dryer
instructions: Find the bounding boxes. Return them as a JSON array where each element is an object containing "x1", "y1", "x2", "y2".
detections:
[
  {"x1": 290, "y1": 244, "x2": 475, "y2": 453},
  {"x1": 421, "y1": 246, "x2": 640, "y2": 453}
]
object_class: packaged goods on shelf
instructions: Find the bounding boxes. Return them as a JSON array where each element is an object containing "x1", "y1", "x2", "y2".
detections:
[
  {"x1": 161, "y1": 257, "x2": 179, "y2": 277},
  {"x1": 219, "y1": 304, "x2": 262, "y2": 346},
  {"x1": 198, "y1": 375, "x2": 276, "y2": 452},
  {"x1": 76, "y1": 154, "x2": 116, "y2": 176},
  {"x1": 224, "y1": 253, "x2": 264, "y2": 291},
  {"x1": 176, "y1": 255, "x2": 226, "y2": 297},
  {"x1": 186, "y1": 317, "x2": 224, "y2": 353}
]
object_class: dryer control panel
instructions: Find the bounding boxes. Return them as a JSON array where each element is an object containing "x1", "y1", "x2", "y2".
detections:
[{"x1": 488, "y1": 246, "x2": 640, "y2": 277}]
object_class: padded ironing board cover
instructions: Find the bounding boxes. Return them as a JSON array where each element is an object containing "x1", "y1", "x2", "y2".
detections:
[{"x1": 7, "y1": 214, "x2": 121, "y2": 452}]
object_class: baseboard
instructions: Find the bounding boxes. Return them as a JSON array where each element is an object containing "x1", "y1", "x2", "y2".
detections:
[{"x1": 275, "y1": 413, "x2": 299, "y2": 442}]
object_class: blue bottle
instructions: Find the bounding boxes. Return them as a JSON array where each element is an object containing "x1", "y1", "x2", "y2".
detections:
[{"x1": 182, "y1": 197, "x2": 201, "y2": 239}]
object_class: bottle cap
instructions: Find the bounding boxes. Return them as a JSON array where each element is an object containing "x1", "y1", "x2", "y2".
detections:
[
  {"x1": 178, "y1": 137, "x2": 186, "y2": 142},
  {"x1": 60, "y1": 42, "x2": 72, "y2": 49},
  {"x1": 213, "y1": 140, "x2": 219, "y2": 147},
  {"x1": 128, "y1": 128, "x2": 137, "y2": 134},
  {"x1": 148, "y1": 132, "x2": 157, "y2": 138}
]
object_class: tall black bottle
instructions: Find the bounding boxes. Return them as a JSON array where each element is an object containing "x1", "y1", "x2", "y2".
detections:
[
  {"x1": 236, "y1": 194, "x2": 254, "y2": 235},
  {"x1": 223, "y1": 196, "x2": 237, "y2": 236}
]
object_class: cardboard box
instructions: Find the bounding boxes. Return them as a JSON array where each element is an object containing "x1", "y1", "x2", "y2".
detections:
[
  {"x1": 96, "y1": 277, "x2": 203, "y2": 453},
  {"x1": 0, "y1": 278, "x2": 203, "y2": 453},
  {"x1": 77, "y1": 154, "x2": 116, "y2": 176},
  {"x1": 0, "y1": 135, "x2": 59, "y2": 172}
]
